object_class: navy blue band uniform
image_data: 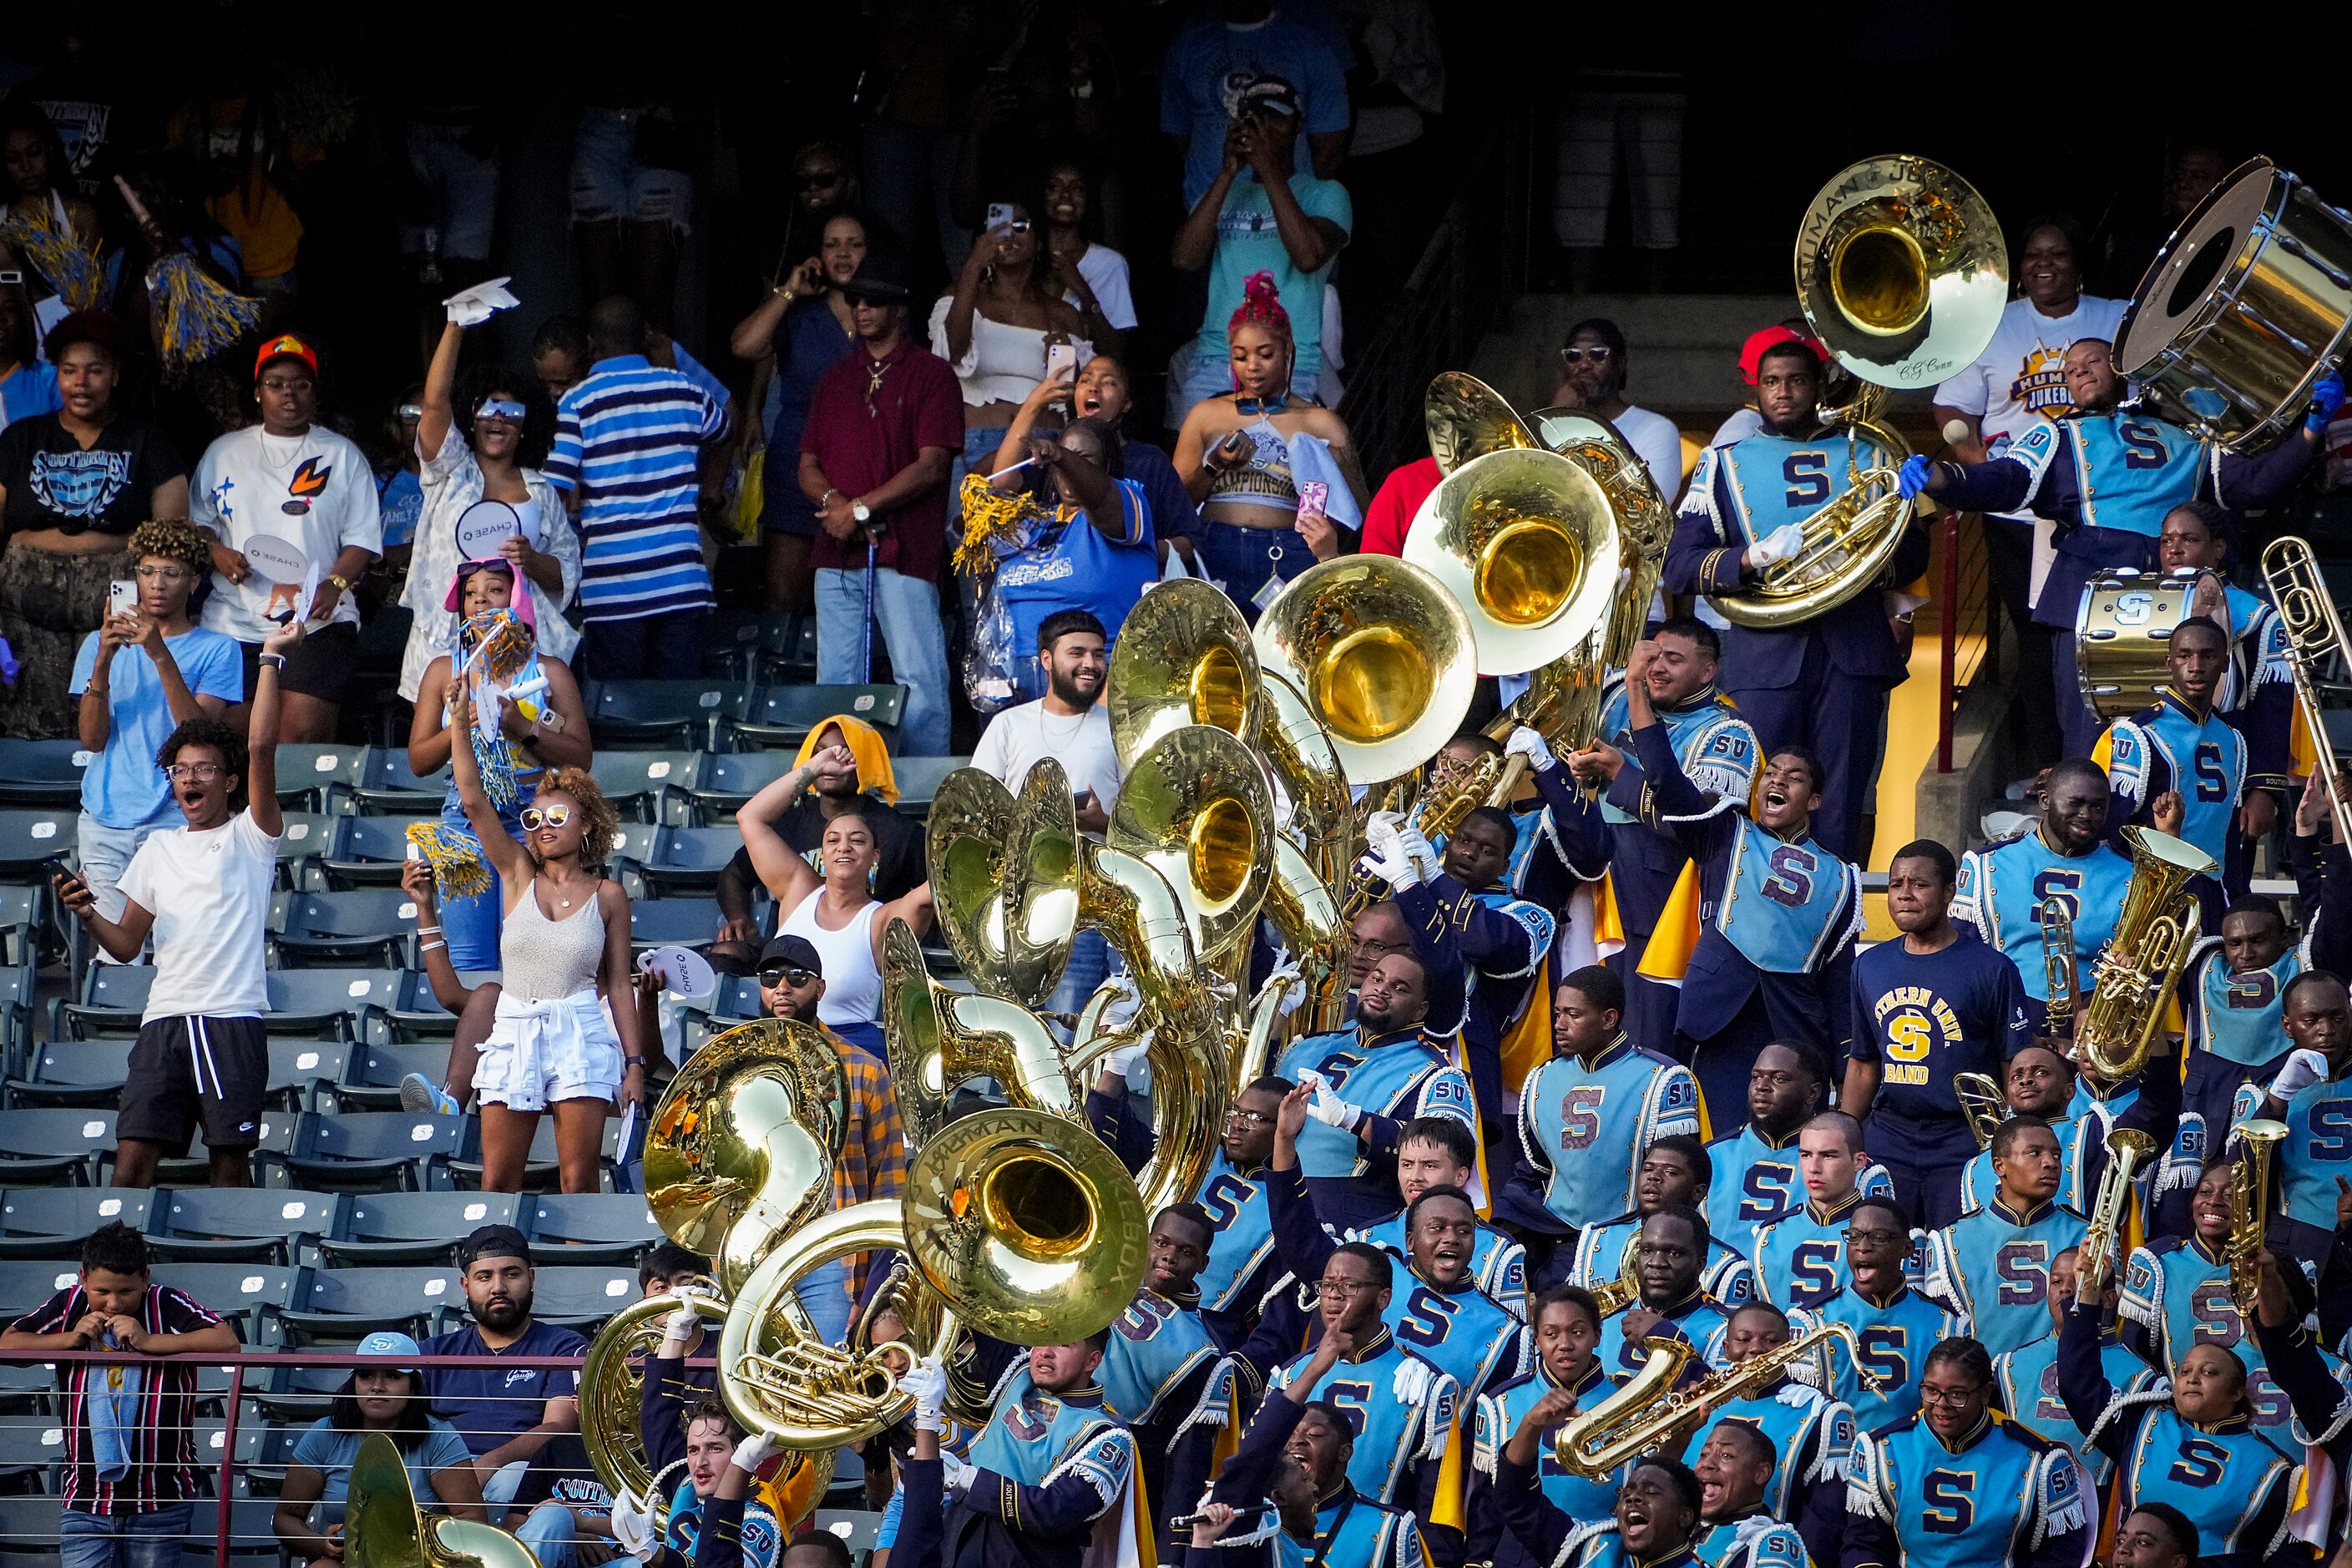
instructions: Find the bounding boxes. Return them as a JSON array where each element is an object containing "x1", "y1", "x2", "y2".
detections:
[
  {"x1": 1267, "y1": 1328, "x2": 1457, "y2": 1509},
  {"x1": 1794, "y1": 1283, "x2": 1969, "y2": 1434},
  {"x1": 2119, "y1": 1234, "x2": 2310, "y2": 1444},
  {"x1": 1841, "y1": 1409, "x2": 2091, "y2": 1568},
  {"x1": 1751, "y1": 1191, "x2": 1869, "y2": 1309},
  {"x1": 1920, "y1": 1198, "x2": 2090, "y2": 1360},
  {"x1": 1468, "y1": 1361, "x2": 1623, "y2": 1568}
]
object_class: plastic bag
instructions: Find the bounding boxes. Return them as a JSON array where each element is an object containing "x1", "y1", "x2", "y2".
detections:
[
  {"x1": 962, "y1": 585, "x2": 1024, "y2": 716},
  {"x1": 727, "y1": 446, "x2": 766, "y2": 546}
]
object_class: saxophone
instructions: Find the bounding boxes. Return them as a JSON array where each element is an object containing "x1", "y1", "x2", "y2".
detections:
[
  {"x1": 2229, "y1": 1120, "x2": 2289, "y2": 1313},
  {"x1": 2073, "y1": 1128, "x2": 2155, "y2": 1295}
]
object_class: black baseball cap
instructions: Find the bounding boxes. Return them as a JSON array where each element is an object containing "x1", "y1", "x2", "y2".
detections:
[
  {"x1": 839, "y1": 255, "x2": 913, "y2": 305},
  {"x1": 456, "y1": 1224, "x2": 533, "y2": 1268},
  {"x1": 1236, "y1": 76, "x2": 1300, "y2": 119},
  {"x1": 760, "y1": 934, "x2": 824, "y2": 977}
]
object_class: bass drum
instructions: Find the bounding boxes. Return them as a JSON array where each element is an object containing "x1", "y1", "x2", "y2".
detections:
[
  {"x1": 2076, "y1": 569, "x2": 2210, "y2": 721},
  {"x1": 2116, "y1": 157, "x2": 2352, "y2": 450}
]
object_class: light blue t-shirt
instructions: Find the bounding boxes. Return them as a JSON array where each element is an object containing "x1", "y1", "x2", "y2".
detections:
[
  {"x1": 1197, "y1": 173, "x2": 1353, "y2": 384},
  {"x1": 1159, "y1": 7, "x2": 1353, "y2": 205},
  {"x1": 69, "y1": 625, "x2": 245, "y2": 829},
  {"x1": 378, "y1": 468, "x2": 424, "y2": 550},
  {"x1": 0, "y1": 362, "x2": 60, "y2": 432},
  {"x1": 289, "y1": 1416, "x2": 474, "y2": 1525}
]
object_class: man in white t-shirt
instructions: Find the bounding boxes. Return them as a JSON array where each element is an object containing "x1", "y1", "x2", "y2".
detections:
[
  {"x1": 970, "y1": 609, "x2": 1124, "y2": 1016},
  {"x1": 53, "y1": 619, "x2": 301, "y2": 1188},
  {"x1": 1549, "y1": 316, "x2": 1687, "y2": 627},
  {"x1": 1930, "y1": 216, "x2": 2126, "y2": 768}
]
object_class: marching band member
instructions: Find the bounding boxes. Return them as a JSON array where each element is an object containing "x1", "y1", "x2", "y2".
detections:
[
  {"x1": 2251, "y1": 969, "x2": 2352, "y2": 1286},
  {"x1": 2157, "y1": 500, "x2": 2294, "y2": 807},
  {"x1": 1842, "y1": 841, "x2": 2033, "y2": 1228},
  {"x1": 1664, "y1": 340, "x2": 1929, "y2": 860},
  {"x1": 1990, "y1": 1246, "x2": 2148, "y2": 1485},
  {"x1": 1956, "y1": 1046, "x2": 2093, "y2": 1214},
  {"x1": 1273, "y1": 935, "x2": 1474, "y2": 1235},
  {"x1": 1496, "y1": 1454, "x2": 1705, "y2": 1568},
  {"x1": 1750, "y1": 1113, "x2": 1871, "y2": 1308},
  {"x1": 2099, "y1": 615, "x2": 2246, "y2": 921},
  {"x1": 1501, "y1": 964, "x2": 1700, "y2": 1254},
  {"x1": 1592, "y1": 1207, "x2": 1735, "y2": 1377},
  {"x1": 1674, "y1": 1302, "x2": 1855, "y2": 1568},
  {"x1": 1922, "y1": 1119, "x2": 2089, "y2": 1358},
  {"x1": 1544, "y1": 619, "x2": 1760, "y2": 1048},
  {"x1": 1953, "y1": 756, "x2": 2135, "y2": 1042},
  {"x1": 2248, "y1": 1252, "x2": 2352, "y2": 1471},
  {"x1": 2056, "y1": 1286, "x2": 2298, "y2": 1566},
  {"x1": 1102, "y1": 1206, "x2": 1232, "y2": 1555},
  {"x1": 1192, "y1": 1076, "x2": 1294, "y2": 1352},
  {"x1": 1795, "y1": 1196, "x2": 1965, "y2": 1433},
  {"x1": 606, "y1": 1398, "x2": 782, "y2": 1568},
  {"x1": 2110, "y1": 1505, "x2": 2200, "y2": 1568},
  {"x1": 1900, "y1": 337, "x2": 2335, "y2": 756},
  {"x1": 1692, "y1": 1424, "x2": 1811, "y2": 1568},
  {"x1": 1348, "y1": 1117, "x2": 1528, "y2": 1314},
  {"x1": 1703, "y1": 1043, "x2": 1833, "y2": 1248},
  {"x1": 1470, "y1": 1286, "x2": 1621, "y2": 1568},
  {"x1": 945, "y1": 1334, "x2": 1142, "y2": 1568},
  {"x1": 1841, "y1": 1337, "x2": 2092, "y2": 1568},
  {"x1": 1569, "y1": 1135, "x2": 1756, "y2": 1309}
]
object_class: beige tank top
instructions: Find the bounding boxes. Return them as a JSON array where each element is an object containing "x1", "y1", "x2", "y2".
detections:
[{"x1": 501, "y1": 880, "x2": 608, "y2": 999}]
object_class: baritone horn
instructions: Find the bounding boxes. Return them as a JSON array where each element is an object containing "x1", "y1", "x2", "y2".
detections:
[
  {"x1": 2073, "y1": 1128, "x2": 2155, "y2": 1294},
  {"x1": 2073, "y1": 826, "x2": 2213, "y2": 1084},
  {"x1": 346, "y1": 1430, "x2": 539, "y2": 1568},
  {"x1": 1954, "y1": 1072, "x2": 2006, "y2": 1152},
  {"x1": 2260, "y1": 535, "x2": 2352, "y2": 848},
  {"x1": 2230, "y1": 1119, "x2": 2288, "y2": 1313},
  {"x1": 2037, "y1": 894, "x2": 2081, "y2": 1045}
]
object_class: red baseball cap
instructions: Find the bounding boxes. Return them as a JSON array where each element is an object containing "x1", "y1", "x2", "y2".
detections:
[
  {"x1": 1738, "y1": 326, "x2": 1826, "y2": 387},
  {"x1": 254, "y1": 333, "x2": 319, "y2": 381}
]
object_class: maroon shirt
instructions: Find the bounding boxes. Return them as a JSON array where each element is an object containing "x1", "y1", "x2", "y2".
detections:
[
  {"x1": 12, "y1": 1282, "x2": 228, "y2": 1514},
  {"x1": 799, "y1": 337, "x2": 963, "y2": 580}
]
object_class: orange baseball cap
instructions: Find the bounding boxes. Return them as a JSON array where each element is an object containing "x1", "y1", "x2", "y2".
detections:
[
  {"x1": 254, "y1": 333, "x2": 319, "y2": 380},
  {"x1": 1739, "y1": 326, "x2": 1826, "y2": 386}
]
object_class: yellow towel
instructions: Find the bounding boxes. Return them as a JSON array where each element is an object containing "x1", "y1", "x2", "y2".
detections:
[{"x1": 794, "y1": 714, "x2": 900, "y2": 803}]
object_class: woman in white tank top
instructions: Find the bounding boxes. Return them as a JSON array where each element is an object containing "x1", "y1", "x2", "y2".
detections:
[{"x1": 742, "y1": 745, "x2": 933, "y2": 1053}]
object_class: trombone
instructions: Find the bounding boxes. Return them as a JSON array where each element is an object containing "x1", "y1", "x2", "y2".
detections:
[{"x1": 2259, "y1": 535, "x2": 2352, "y2": 847}]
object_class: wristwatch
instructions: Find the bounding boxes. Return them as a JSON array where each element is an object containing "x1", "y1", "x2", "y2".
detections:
[
  {"x1": 326, "y1": 572, "x2": 355, "y2": 592},
  {"x1": 852, "y1": 500, "x2": 873, "y2": 525}
]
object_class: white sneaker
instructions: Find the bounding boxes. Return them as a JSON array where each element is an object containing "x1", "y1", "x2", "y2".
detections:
[{"x1": 399, "y1": 1073, "x2": 459, "y2": 1115}]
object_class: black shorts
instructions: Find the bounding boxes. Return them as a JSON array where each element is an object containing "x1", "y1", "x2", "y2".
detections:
[
  {"x1": 237, "y1": 620, "x2": 360, "y2": 702},
  {"x1": 118, "y1": 1016, "x2": 270, "y2": 1155}
]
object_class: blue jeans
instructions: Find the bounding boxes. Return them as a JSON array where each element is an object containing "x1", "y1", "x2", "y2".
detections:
[
  {"x1": 402, "y1": 122, "x2": 501, "y2": 260},
  {"x1": 1188, "y1": 518, "x2": 1317, "y2": 625},
  {"x1": 814, "y1": 566, "x2": 950, "y2": 755},
  {"x1": 60, "y1": 1502, "x2": 194, "y2": 1568},
  {"x1": 570, "y1": 107, "x2": 694, "y2": 232},
  {"x1": 518, "y1": 1501, "x2": 592, "y2": 1568},
  {"x1": 584, "y1": 610, "x2": 707, "y2": 681}
]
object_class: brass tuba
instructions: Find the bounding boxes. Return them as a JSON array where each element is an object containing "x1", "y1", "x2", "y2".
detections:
[
  {"x1": 1710, "y1": 155, "x2": 2006, "y2": 630},
  {"x1": 1106, "y1": 577, "x2": 1263, "y2": 766},
  {"x1": 2230, "y1": 1119, "x2": 2288, "y2": 1313},
  {"x1": 880, "y1": 916, "x2": 1080, "y2": 1148},
  {"x1": 2036, "y1": 894, "x2": 2081, "y2": 1047},
  {"x1": 2074, "y1": 826, "x2": 2213, "y2": 1085},
  {"x1": 2260, "y1": 536, "x2": 2352, "y2": 848},
  {"x1": 2073, "y1": 1127, "x2": 2155, "y2": 1293},
  {"x1": 1105, "y1": 724, "x2": 1276, "y2": 966},
  {"x1": 346, "y1": 1429, "x2": 539, "y2": 1568}
]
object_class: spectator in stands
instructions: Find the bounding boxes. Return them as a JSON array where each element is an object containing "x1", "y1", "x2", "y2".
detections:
[
  {"x1": 445, "y1": 682, "x2": 640, "y2": 1192},
  {"x1": 1550, "y1": 317, "x2": 1687, "y2": 504},
  {"x1": 1070, "y1": 354, "x2": 1199, "y2": 557},
  {"x1": 1041, "y1": 159, "x2": 1133, "y2": 357},
  {"x1": 797, "y1": 255, "x2": 959, "y2": 757},
  {"x1": 0, "y1": 281, "x2": 58, "y2": 428},
  {"x1": 711, "y1": 716, "x2": 923, "y2": 973},
  {"x1": 974, "y1": 417, "x2": 1157, "y2": 703},
  {"x1": 69, "y1": 519, "x2": 242, "y2": 944},
  {"x1": 532, "y1": 316, "x2": 594, "y2": 407},
  {"x1": 727, "y1": 212, "x2": 868, "y2": 614},
  {"x1": 422, "y1": 1225, "x2": 588, "y2": 1511},
  {"x1": 0, "y1": 311, "x2": 191, "y2": 739},
  {"x1": 569, "y1": 97, "x2": 693, "y2": 331},
  {"x1": 1174, "y1": 274, "x2": 1366, "y2": 616},
  {"x1": 741, "y1": 767, "x2": 938, "y2": 1053},
  {"x1": 544, "y1": 296, "x2": 730, "y2": 680},
  {"x1": 1358, "y1": 451, "x2": 1438, "y2": 559},
  {"x1": 375, "y1": 387, "x2": 426, "y2": 585},
  {"x1": 2100, "y1": 144, "x2": 2228, "y2": 297},
  {"x1": 1171, "y1": 80, "x2": 1352, "y2": 420},
  {"x1": 1160, "y1": 0, "x2": 1353, "y2": 208},
  {"x1": 401, "y1": 311, "x2": 578, "y2": 707},
  {"x1": 55, "y1": 618, "x2": 301, "y2": 1188},
  {"x1": 276, "y1": 1330, "x2": 488, "y2": 1566},
  {"x1": 0, "y1": 101, "x2": 103, "y2": 310},
  {"x1": 406, "y1": 559, "x2": 592, "y2": 976},
  {"x1": 396, "y1": 857, "x2": 495, "y2": 1119},
  {"x1": 190, "y1": 334, "x2": 384, "y2": 742},
  {"x1": 0, "y1": 1221, "x2": 240, "y2": 1568}
]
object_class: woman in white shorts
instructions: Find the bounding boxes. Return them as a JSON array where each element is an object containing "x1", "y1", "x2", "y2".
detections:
[{"x1": 446, "y1": 682, "x2": 645, "y2": 1191}]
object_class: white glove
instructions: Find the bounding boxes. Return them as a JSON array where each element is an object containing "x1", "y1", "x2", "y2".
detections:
[
  {"x1": 1307, "y1": 1083, "x2": 1365, "y2": 1132},
  {"x1": 940, "y1": 1451, "x2": 976, "y2": 1494},
  {"x1": 2269, "y1": 1047, "x2": 2330, "y2": 1105},
  {"x1": 443, "y1": 276, "x2": 520, "y2": 327},
  {"x1": 1257, "y1": 959, "x2": 1308, "y2": 1019},
  {"x1": 1748, "y1": 522, "x2": 1806, "y2": 569},
  {"x1": 1397, "y1": 824, "x2": 1439, "y2": 880},
  {"x1": 1094, "y1": 972, "x2": 1144, "y2": 1032},
  {"x1": 1505, "y1": 726, "x2": 1555, "y2": 772},
  {"x1": 1099, "y1": 1038, "x2": 1149, "y2": 1079},
  {"x1": 900, "y1": 1356, "x2": 950, "y2": 1434},
  {"x1": 663, "y1": 1302, "x2": 702, "y2": 1342},
  {"x1": 731, "y1": 1430, "x2": 786, "y2": 1474},
  {"x1": 1362, "y1": 819, "x2": 1420, "y2": 890},
  {"x1": 609, "y1": 1489, "x2": 660, "y2": 1560}
]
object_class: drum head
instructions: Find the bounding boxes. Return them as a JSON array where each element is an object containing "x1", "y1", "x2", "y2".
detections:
[{"x1": 2118, "y1": 159, "x2": 2281, "y2": 382}]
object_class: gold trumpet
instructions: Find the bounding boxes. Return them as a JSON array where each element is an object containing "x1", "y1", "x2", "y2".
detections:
[
  {"x1": 2074, "y1": 826, "x2": 2213, "y2": 1085},
  {"x1": 2230, "y1": 1119, "x2": 2288, "y2": 1313},
  {"x1": 2260, "y1": 536, "x2": 2352, "y2": 848},
  {"x1": 2036, "y1": 895, "x2": 2081, "y2": 1046},
  {"x1": 1954, "y1": 1071, "x2": 2006, "y2": 1152},
  {"x1": 1588, "y1": 1244, "x2": 1640, "y2": 1317},
  {"x1": 345, "y1": 1429, "x2": 539, "y2": 1568},
  {"x1": 2074, "y1": 1128, "x2": 2156, "y2": 1294}
]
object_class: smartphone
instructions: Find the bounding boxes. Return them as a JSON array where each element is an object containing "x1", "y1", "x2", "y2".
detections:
[
  {"x1": 1047, "y1": 342, "x2": 1078, "y2": 382},
  {"x1": 985, "y1": 202, "x2": 1013, "y2": 232},
  {"x1": 109, "y1": 579, "x2": 137, "y2": 620},
  {"x1": 1217, "y1": 427, "x2": 1251, "y2": 460},
  {"x1": 1297, "y1": 480, "x2": 1329, "y2": 517}
]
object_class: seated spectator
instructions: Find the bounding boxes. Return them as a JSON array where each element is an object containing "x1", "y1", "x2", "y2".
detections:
[
  {"x1": 740, "y1": 744, "x2": 936, "y2": 1054},
  {"x1": 422, "y1": 1225, "x2": 588, "y2": 1511},
  {"x1": 1040, "y1": 157, "x2": 1133, "y2": 356},
  {"x1": 1160, "y1": 0, "x2": 1353, "y2": 207},
  {"x1": 930, "y1": 202, "x2": 1092, "y2": 515},
  {"x1": 0, "y1": 311, "x2": 190, "y2": 739},
  {"x1": 797, "y1": 255, "x2": 959, "y2": 756},
  {"x1": 711, "y1": 715, "x2": 924, "y2": 973},
  {"x1": 0, "y1": 281, "x2": 58, "y2": 427},
  {"x1": 401, "y1": 311, "x2": 578, "y2": 706},
  {"x1": 1171, "y1": 78, "x2": 1351, "y2": 420},
  {"x1": 191, "y1": 334, "x2": 384, "y2": 741},
  {"x1": 276, "y1": 1331, "x2": 488, "y2": 1567},
  {"x1": 0, "y1": 1221, "x2": 240, "y2": 1568},
  {"x1": 1070, "y1": 354, "x2": 1199, "y2": 557},
  {"x1": 68, "y1": 519, "x2": 242, "y2": 943},
  {"x1": 56, "y1": 619, "x2": 300, "y2": 1188},
  {"x1": 1173, "y1": 274, "x2": 1367, "y2": 618},
  {"x1": 968, "y1": 415, "x2": 1156, "y2": 706}
]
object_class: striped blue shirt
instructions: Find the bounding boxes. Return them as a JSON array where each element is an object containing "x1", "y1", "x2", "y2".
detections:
[{"x1": 545, "y1": 354, "x2": 728, "y2": 620}]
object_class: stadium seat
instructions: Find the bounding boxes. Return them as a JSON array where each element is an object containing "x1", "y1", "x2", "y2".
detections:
[
  {"x1": 191, "y1": 1417, "x2": 268, "y2": 1482},
  {"x1": 284, "y1": 1112, "x2": 465, "y2": 1191},
  {"x1": 627, "y1": 898, "x2": 723, "y2": 953},
  {"x1": 721, "y1": 683, "x2": 906, "y2": 752},
  {"x1": 0, "y1": 741, "x2": 86, "y2": 810},
  {"x1": 280, "y1": 1265, "x2": 466, "y2": 1343},
  {"x1": 336, "y1": 1041, "x2": 459, "y2": 1108},
  {"x1": 270, "y1": 890, "x2": 422, "y2": 968},
  {"x1": 372, "y1": 971, "x2": 496, "y2": 1044},
  {"x1": 526, "y1": 1263, "x2": 642, "y2": 1328},
  {"x1": 585, "y1": 678, "x2": 750, "y2": 751},
  {"x1": 252, "y1": 1362, "x2": 354, "y2": 1422},
  {"x1": 756, "y1": 615, "x2": 818, "y2": 685},
  {"x1": 265, "y1": 970, "x2": 408, "y2": 1040},
  {"x1": 53, "y1": 964, "x2": 154, "y2": 1039},
  {"x1": 0, "y1": 812, "x2": 73, "y2": 878},
  {"x1": 272, "y1": 812, "x2": 335, "y2": 885},
  {"x1": 527, "y1": 1194, "x2": 663, "y2": 1263},
  {"x1": 4, "y1": 1041, "x2": 132, "y2": 1107},
  {"x1": 630, "y1": 827, "x2": 739, "y2": 898},
  {"x1": 147, "y1": 1187, "x2": 341, "y2": 1265},
  {"x1": 890, "y1": 756, "x2": 969, "y2": 817},
  {"x1": 0, "y1": 1188, "x2": 154, "y2": 1259},
  {"x1": 0, "y1": 885, "x2": 43, "y2": 970},
  {"x1": 150, "y1": 1262, "x2": 298, "y2": 1346},
  {"x1": 592, "y1": 751, "x2": 706, "y2": 824},
  {"x1": 162, "y1": 1115, "x2": 298, "y2": 1191},
  {"x1": 681, "y1": 751, "x2": 797, "y2": 823},
  {"x1": 0, "y1": 1419, "x2": 63, "y2": 1493},
  {"x1": 0, "y1": 1110, "x2": 116, "y2": 1185},
  {"x1": 352, "y1": 748, "x2": 448, "y2": 815},
  {"x1": 274, "y1": 744, "x2": 370, "y2": 812},
  {"x1": 0, "y1": 970, "x2": 31, "y2": 1078},
  {"x1": 812, "y1": 1511, "x2": 885, "y2": 1560},
  {"x1": 449, "y1": 1116, "x2": 622, "y2": 1193},
  {"x1": 266, "y1": 1041, "x2": 352, "y2": 1112},
  {"x1": 323, "y1": 1191, "x2": 525, "y2": 1266},
  {"x1": 0, "y1": 1495, "x2": 60, "y2": 1548},
  {"x1": 317, "y1": 816, "x2": 434, "y2": 889},
  {"x1": 700, "y1": 611, "x2": 776, "y2": 681}
]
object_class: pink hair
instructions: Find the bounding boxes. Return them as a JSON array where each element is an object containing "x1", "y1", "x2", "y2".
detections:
[{"x1": 1227, "y1": 271, "x2": 1295, "y2": 399}]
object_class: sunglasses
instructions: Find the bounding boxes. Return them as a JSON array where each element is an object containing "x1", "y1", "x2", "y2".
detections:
[
  {"x1": 397, "y1": 403, "x2": 423, "y2": 420},
  {"x1": 759, "y1": 965, "x2": 818, "y2": 989},
  {"x1": 1559, "y1": 346, "x2": 1616, "y2": 362},
  {"x1": 476, "y1": 398, "x2": 527, "y2": 422},
  {"x1": 519, "y1": 805, "x2": 572, "y2": 830}
]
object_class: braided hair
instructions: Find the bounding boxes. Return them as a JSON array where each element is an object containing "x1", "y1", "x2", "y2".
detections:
[{"x1": 1227, "y1": 271, "x2": 1295, "y2": 401}]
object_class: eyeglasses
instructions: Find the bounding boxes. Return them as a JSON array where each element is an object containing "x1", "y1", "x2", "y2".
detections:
[
  {"x1": 476, "y1": 398, "x2": 527, "y2": 422},
  {"x1": 397, "y1": 403, "x2": 423, "y2": 420},
  {"x1": 1316, "y1": 1277, "x2": 1377, "y2": 1297},
  {"x1": 1350, "y1": 934, "x2": 1408, "y2": 955},
  {"x1": 519, "y1": 805, "x2": 572, "y2": 830},
  {"x1": 134, "y1": 564, "x2": 190, "y2": 582},
  {"x1": 1225, "y1": 1108, "x2": 1274, "y2": 1127},
  {"x1": 1559, "y1": 346, "x2": 1616, "y2": 362},
  {"x1": 1845, "y1": 1227, "x2": 1906, "y2": 1245},
  {"x1": 161, "y1": 761, "x2": 224, "y2": 781},
  {"x1": 759, "y1": 966, "x2": 817, "y2": 989},
  {"x1": 260, "y1": 376, "x2": 314, "y2": 394},
  {"x1": 1918, "y1": 1383, "x2": 1985, "y2": 1407}
]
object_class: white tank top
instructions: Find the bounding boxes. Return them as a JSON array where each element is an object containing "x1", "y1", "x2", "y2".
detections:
[{"x1": 780, "y1": 891, "x2": 883, "y2": 1028}]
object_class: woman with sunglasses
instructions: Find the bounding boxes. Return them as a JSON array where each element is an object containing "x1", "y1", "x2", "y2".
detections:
[
  {"x1": 445, "y1": 675, "x2": 640, "y2": 1192},
  {"x1": 740, "y1": 749, "x2": 933, "y2": 1054},
  {"x1": 401, "y1": 312, "x2": 577, "y2": 706},
  {"x1": 276, "y1": 1330, "x2": 488, "y2": 1568}
]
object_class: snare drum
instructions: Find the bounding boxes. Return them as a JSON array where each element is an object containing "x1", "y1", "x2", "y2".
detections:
[
  {"x1": 2076, "y1": 569, "x2": 2209, "y2": 721},
  {"x1": 2116, "y1": 157, "x2": 2352, "y2": 450}
]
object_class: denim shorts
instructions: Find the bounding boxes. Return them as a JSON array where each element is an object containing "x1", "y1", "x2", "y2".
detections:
[{"x1": 569, "y1": 108, "x2": 693, "y2": 231}]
